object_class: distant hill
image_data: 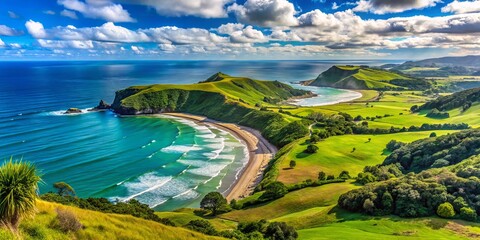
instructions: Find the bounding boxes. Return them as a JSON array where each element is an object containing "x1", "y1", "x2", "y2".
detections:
[
  {"x1": 394, "y1": 55, "x2": 480, "y2": 70},
  {"x1": 305, "y1": 65, "x2": 428, "y2": 90},
  {"x1": 414, "y1": 87, "x2": 480, "y2": 112}
]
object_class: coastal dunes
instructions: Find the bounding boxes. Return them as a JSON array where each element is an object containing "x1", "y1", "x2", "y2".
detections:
[{"x1": 162, "y1": 113, "x2": 277, "y2": 201}]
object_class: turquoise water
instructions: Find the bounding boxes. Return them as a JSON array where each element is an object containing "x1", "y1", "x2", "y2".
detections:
[
  {"x1": 290, "y1": 84, "x2": 362, "y2": 106},
  {"x1": 0, "y1": 60, "x2": 388, "y2": 210}
]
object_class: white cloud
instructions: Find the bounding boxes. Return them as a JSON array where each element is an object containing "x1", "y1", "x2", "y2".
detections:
[
  {"x1": 0, "y1": 38, "x2": 5, "y2": 47},
  {"x1": 117, "y1": 0, "x2": 233, "y2": 18},
  {"x1": 58, "y1": 0, "x2": 135, "y2": 22},
  {"x1": 61, "y1": 9, "x2": 79, "y2": 19},
  {"x1": 9, "y1": 43, "x2": 21, "y2": 48},
  {"x1": 354, "y1": 0, "x2": 440, "y2": 14},
  {"x1": 332, "y1": 2, "x2": 340, "y2": 9},
  {"x1": 37, "y1": 39, "x2": 94, "y2": 49},
  {"x1": 216, "y1": 23, "x2": 245, "y2": 34},
  {"x1": 229, "y1": 0, "x2": 299, "y2": 27},
  {"x1": 0, "y1": 25, "x2": 21, "y2": 36},
  {"x1": 159, "y1": 43, "x2": 176, "y2": 52},
  {"x1": 229, "y1": 26, "x2": 267, "y2": 43},
  {"x1": 25, "y1": 20, "x2": 47, "y2": 38},
  {"x1": 131, "y1": 45, "x2": 143, "y2": 54},
  {"x1": 442, "y1": 0, "x2": 480, "y2": 14}
]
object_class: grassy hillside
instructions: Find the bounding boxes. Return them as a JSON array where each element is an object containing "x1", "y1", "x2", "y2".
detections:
[
  {"x1": 307, "y1": 66, "x2": 419, "y2": 90},
  {"x1": 111, "y1": 73, "x2": 311, "y2": 147},
  {"x1": 276, "y1": 131, "x2": 456, "y2": 184},
  {"x1": 112, "y1": 72, "x2": 309, "y2": 112},
  {"x1": 0, "y1": 200, "x2": 220, "y2": 240}
]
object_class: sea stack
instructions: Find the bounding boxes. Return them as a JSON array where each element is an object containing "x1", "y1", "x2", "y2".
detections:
[{"x1": 64, "y1": 108, "x2": 82, "y2": 114}]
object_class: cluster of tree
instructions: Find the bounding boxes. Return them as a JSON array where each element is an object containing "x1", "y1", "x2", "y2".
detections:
[
  {"x1": 383, "y1": 130, "x2": 480, "y2": 173},
  {"x1": 352, "y1": 123, "x2": 468, "y2": 135},
  {"x1": 412, "y1": 87, "x2": 480, "y2": 112},
  {"x1": 389, "y1": 79, "x2": 432, "y2": 91},
  {"x1": 41, "y1": 186, "x2": 174, "y2": 226},
  {"x1": 339, "y1": 154, "x2": 480, "y2": 222},
  {"x1": 186, "y1": 218, "x2": 298, "y2": 240},
  {"x1": 426, "y1": 108, "x2": 450, "y2": 119}
]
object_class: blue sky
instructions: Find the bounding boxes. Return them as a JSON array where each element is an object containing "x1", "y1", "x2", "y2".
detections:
[{"x1": 0, "y1": 0, "x2": 479, "y2": 60}]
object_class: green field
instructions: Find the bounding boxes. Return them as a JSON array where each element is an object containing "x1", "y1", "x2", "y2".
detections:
[
  {"x1": 298, "y1": 218, "x2": 479, "y2": 240},
  {"x1": 277, "y1": 131, "x2": 456, "y2": 184}
]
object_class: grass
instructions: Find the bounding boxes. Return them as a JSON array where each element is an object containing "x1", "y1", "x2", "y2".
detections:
[
  {"x1": 0, "y1": 200, "x2": 221, "y2": 240},
  {"x1": 277, "y1": 131, "x2": 456, "y2": 184},
  {"x1": 298, "y1": 217, "x2": 479, "y2": 240},
  {"x1": 124, "y1": 73, "x2": 306, "y2": 107},
  {"x1": 155, "y1": 209, "x2": 237, "y2": 231},
  {"x1": 220, "y1": 182, "x2": 359, "y2": 224}
]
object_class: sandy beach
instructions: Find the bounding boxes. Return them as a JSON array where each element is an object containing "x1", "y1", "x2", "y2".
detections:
[{"x1": 159, "y1": 113, "x2": 277, "y2": 201}]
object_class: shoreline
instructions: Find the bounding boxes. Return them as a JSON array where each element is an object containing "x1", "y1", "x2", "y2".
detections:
[
  {"x1": 157, "y1": 112, "x2": 277, "y2": 201},
  {"x1": 285, "y1": 85, "x2": 363, "y2": 107}
]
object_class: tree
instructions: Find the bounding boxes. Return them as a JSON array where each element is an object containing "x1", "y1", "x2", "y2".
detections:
[
  {"x1": 430, "y1": 132, "x2": 437, "y2": 138},
  {"x1": 261, "y1": 182, "x2": 288, "y2": 201},
  {"x1": 289, "y1": 160, "x2": 296, "y2": 169},
  {"x1": 356, "y1": 172, "x2": 376, "y2": 185},
  {"x1": 309, "y1": 134, "x2": 320, "y2": 143},
  {"x1": 53, "y1": 182, "x2": 76, "y2": 197},
  {"x1": 339, "y1": 170, "x2": 350, "y2": 179},
  {"x1": 326, "y1": 175, "x2": 335, "y2": 180},
  {"x1": 0, "y1": 160, "x2": 42, "y2": 231},
  {"x1": 363, "y1": 199, "x2": 375, "y2": 214},
  {"x1": 460, "y1": 207, "x2": 477, "y2": 221},
  {"x1": 382, "y1": 192, "x2": 393, "y2": 210},
  {"x1": 304, "y1": 144, "x2": 319, "y2": 154},
  {"x1": 200, "y1": 192, "x2": 227, "y2": 215},
  {"x1": 318, "y1": 171, "x2": 326, "y2": 181},
  {"x1": 264, "y1": 222, "x2": 298, "y2": 240},
  {"x1": 437, "y1": 202, "x2": 455, "y2": 218}
]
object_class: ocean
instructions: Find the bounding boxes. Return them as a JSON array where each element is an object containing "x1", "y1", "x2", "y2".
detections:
[{"x1": 0, "y1": 60, "x2": 391, "y2": 210}]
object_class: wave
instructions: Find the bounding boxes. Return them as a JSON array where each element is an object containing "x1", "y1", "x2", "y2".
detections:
[
  {"x1": 120, "y1": 173, "x2": 173, "y2": 202},
  {"x1": 40, "y1": 108, "x2": 96, "y2": 116},
  {"x1": 161, "y1": 145, "x2": 202, "y2": 153}
]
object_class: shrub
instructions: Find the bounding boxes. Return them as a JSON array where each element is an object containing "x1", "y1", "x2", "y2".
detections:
[
  {"x1": 289, "y1": 160, "x2": 296, "y2": 168},
  {"x1": 185, "y1": 220, "x2": 217, "y2": 236},
  {"x1": 326, "y1": 175, "x2": 335, "y2": 180},
  {"x1": 437, "y1": 202, "x2": 455, "y2": 218},
  {"x1": 339, "y1": 170, "x2": 350, "y2": 179},
  {"x1": 54, "y1": 208, "x2": 83, "y2": 232},
  {"x1": 318, "y1": 171, "x2": 326, "y2": 181},
  {"x1": 309, "y1": 134, "x2": 320, "y2": 143},
  {"x1": 260, "y1": 182, "x2": 288, "y2": 201},
  {"x1": 264, "y1": 222, "x2": 298, "y2": 240},
  {"x1": 0, "y1": 159, "x2": 42, "y2": 231},
  {"x1": 304, "y1": 144, "x2": 319, "y2": 154},
  {"x1": 460, "y1": 207, "x2": 477, "y2": 221},
  {"x1": 356, "y1": 172, "x2": 376, "y2": 185}
]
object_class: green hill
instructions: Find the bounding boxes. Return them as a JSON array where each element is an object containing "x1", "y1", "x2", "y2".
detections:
[
  {"x1": 0, "y1": 200, "x2": 221, "y2": 240},
  {"x1": 306, "y1": 65, "x2": 424, "y2": 90},
  {"x1": 415, "y1": 87, "x2": 480, "y2": 112},
  {"x1": 111, "y1": 73, "x2": 311, "y2": 147}
]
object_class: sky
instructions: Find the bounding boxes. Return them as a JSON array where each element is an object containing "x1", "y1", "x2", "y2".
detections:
[{"x1": 0, "y1": 0, "x2": 479, "y2": 60}]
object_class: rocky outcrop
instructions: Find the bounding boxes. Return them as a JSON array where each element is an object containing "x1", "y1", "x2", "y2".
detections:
[
  {"x1": 89, "y1": 100, "x2": 111, "y2": 111},
  {"x1": 64, "y1": 108, "x2": 82, "y2": 114}
]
